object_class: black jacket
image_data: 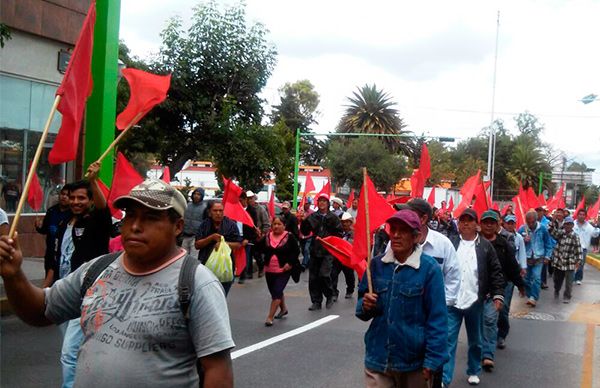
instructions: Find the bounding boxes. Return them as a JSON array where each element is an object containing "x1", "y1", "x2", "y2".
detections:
[
  {"x1": 36, "y1": 204, "x2": 72, "y2": 273},
  {"x1": 450, "y1": 234, "x2": 505, "y2": 303},
  {"x1": 489, "y1": 234, "x2": 526, "y2": 290},
  {"x1": 280, "y1": 212, "x2": 299, "y2": 238},
  {"x1": 300, "y1": 211, "x2": 343, "y2": 259}
]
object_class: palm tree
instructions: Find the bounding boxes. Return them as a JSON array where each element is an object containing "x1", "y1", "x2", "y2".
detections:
[
  {"x1": 510, "y1": 136, "x2": 548, "y2": 188},
  {"x1": 336, "y1": 84, "x2": 413, "y2": 156}
]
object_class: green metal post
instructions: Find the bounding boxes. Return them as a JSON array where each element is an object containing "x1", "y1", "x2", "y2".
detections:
[
  {"x1": 539, "y1": 172, "x2": 543, "y2": 195},
  {"x1": 292, "y1": 129, "x2": 300, "y2": 210},
  {"x1": 84, "y1": 0, "x2": 121, "y2": 183}
]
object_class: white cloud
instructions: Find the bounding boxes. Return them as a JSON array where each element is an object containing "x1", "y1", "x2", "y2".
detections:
[{"x1": 119, "y1": 0, "x2": 600, "y2": 183}]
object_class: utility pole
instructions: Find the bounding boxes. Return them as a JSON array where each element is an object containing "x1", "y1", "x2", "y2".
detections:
[{"x1": 486, "y1": 10, "x2": 500, "y2": 200}]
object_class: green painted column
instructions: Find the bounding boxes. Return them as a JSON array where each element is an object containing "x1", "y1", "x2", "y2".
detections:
[{"x1": 85, "y1": 0, "x2": 121, "y2": 183}]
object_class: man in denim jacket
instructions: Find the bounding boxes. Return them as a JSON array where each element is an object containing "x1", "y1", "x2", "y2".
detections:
[
  {"x1": 356, "y1": 209, "x2": 448, "y2": 388},
  {"x1": 518, "y1": 210, "x2": 554, "y2": 307}
]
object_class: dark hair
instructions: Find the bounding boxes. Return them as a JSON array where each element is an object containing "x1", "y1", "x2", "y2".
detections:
[
  {"x1": 577, "y1": 208, "x2": 587, "y2": 216},
  {"x1": 271, "y1": 215, "x2": 284, "y2": 224},
  {"x1": 68, "y1": 180, "x2": 92, "y2": 199},
  {"x1": 239, "y1": 192, "x2": 247, "y2": 200},
  {"x1": 166, "y1": 208, "x2": 182, "y2": 223},
  {"x1": 207, "y1": 200, "x2": 223, "y2": 210},
  {"x1": 60, "y1": 183, "x2": 72, "y2": 193}
]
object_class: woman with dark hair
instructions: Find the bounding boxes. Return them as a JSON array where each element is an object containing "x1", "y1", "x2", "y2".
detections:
[
  {"x1": 257, "y1": 216, "x2": 301, "y2": 326},
  {"x1": 195, "y1": 200, "x2": 242, "y2": 295}
]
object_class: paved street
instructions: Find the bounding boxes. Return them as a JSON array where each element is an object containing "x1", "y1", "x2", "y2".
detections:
[{"x1": 2, "y1": 261, "x2": 600, "y2": 388}]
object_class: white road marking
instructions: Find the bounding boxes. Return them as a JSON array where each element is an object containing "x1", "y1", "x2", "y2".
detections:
[{"x1": 231, "y1": 314, "x2": 340, "y2": 360}]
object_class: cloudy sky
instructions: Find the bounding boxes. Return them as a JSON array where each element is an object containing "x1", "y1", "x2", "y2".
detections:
[{"x1": 120, "y1": 0, "x2": 600, "y2": 184}]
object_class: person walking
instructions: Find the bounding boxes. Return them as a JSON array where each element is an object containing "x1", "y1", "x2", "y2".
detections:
[
  {"x1": 300, "y1": 193, "x2": 343, "y2": 310},
  {"x1": 256, "y1": 216, "x2": 301, "y2": 326},
  {"x1": 518, "y1": 210, "x2": 554, "y2": 307},
  {"x1": 573, "y1": 209, "x2": 600, "y2": 284},
  {"x1": 0, "y1": 179, "x2": 235, "y2": 387},
  {"x1": 195, "y1": 201, "x2": 242, "y2": 295},
  {"x1": 298, "y1": 199, "x2": 314, "y2": 270},
  {"x1": 331, "y1": 212, "x2": 356, "y2": 301},
  {"x1": 549, "y1": 216, "x2": 582, "y2": 303},
  {"x1": 248, "y1": 190, "x2": 270, "y2": 278},
  {"x1": 479, "y1": 210, "x2": 525, "y2": 372},
  {"x1": 181, "y1": 187, "x2": 207, "y2": 258},
  {"x1": 35, "y1": 184, "x2": 72, "y2": 287},
  {"x1": 443, "y1": 209, "x2": 504, "y2": 387},
  {"x1": 279, "y1": 201, "x2": 299, "y2": 237},
  {"x1": 357, "y1": 209, "x2": 448, "y2": 388}
]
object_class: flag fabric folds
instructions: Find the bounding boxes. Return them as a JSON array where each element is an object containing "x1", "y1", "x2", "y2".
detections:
[
  {"x1": 410, "y1": 169, "x2": 425, "y2": 199},
  {"x1": 27, "y1": 168, "x2": 44, "y2": 211},
  {"x1": 299, "y1": 172, "x2": 316, "y2": 209},
  {"x1": 49, "y1": 1, "x2": 96, "y2": 164},
  {"x1": 588, "y1": 197, "x2": 600, "y2": 221},
  {"x1": 161, "y1": 167, "x2": 171, "y2": 183},
  {"x1": 234, "y1": 247, "x2": 247, "y2": 277},
  {"x1": 318, "y1": 236, "x2": 367, "y2": 280},
  {"x1": 419, "y1": 143, "x2": 431, "y2": 181},
  {"x1": 346, "y1": 190, "x2": 355, "y2": 209},
  {"x1": 268, "y1": 190, "x2": 276, "y2": 219},
  {"x1": 574, "y1": 196, "x2": 586, "y2": 217},
  {"x1": 426, "y1": 187, "x2": 435, "y2": 206},
  {"x1": 453, "y1": 170, "x2": 481, "y2": 217},
  {"x1": 472, "y1": 181, "x2": 491, "y2": 220},
  {"x1": 316, "y1": 180, "x2": 331, "y2": 200},
  {"x1": 447, "y1": 197, "x2": 454, "y2": 213},
  {"x1": 222, "y1": 177, "x2": 255, "y2": 227},
  {"x1": 116, "y1": 69, "x2": 171, "y2": 130},
  {"x1": 107, "y1": 153, "x2": 144, "y2": 216}
]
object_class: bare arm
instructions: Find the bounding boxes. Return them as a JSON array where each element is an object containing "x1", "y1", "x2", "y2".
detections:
[
  {"x1": 86, "y1": 162, "x2": 107, "y2": 210},
  {"x1": 0, "y1": 235, "x2": 52, "y2": 326},
  {"x1": 195, "y1": 233, "x2": 220, "y2": 250},
  {"x1": 0, "y1": 223, "x2": 8, "y2": 236},
  {"x1": 42, "y1": 268, "x2": 54, "y2": 288},
  {"x1": 199, "y1": 349, "x2": 233, "y2": 388}
]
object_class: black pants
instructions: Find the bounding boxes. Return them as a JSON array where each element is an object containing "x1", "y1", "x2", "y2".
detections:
[
  {"x1": 331, "y1": 260, "x2": 355, "y2": 297},
  {"x1": 308, "y1": 256, "x2": 333, "y2": 304},
  {"x1": 553, "y1": 269, "x2": 574, "y2": 300}
]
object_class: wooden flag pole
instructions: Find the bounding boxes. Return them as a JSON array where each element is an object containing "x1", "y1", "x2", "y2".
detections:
[
  {"x1": 94, "y1": 112, "x2": 143, "y2": 165},
  {"x1": 363, "y1": 167, "x2": 374, "y2": 294},
  {"x1": 8, "y1": 95, "x2": 62, "y2": 239}
]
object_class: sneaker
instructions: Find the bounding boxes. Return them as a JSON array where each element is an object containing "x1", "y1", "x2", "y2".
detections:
[
  {"x1": 497, "y1": 337, "x2": 506, "y2": 349},
  {"x1": 325, "y1": 298, "x2": 334, "y2": 309},
  {"x1": 467, "y1": 375, "x2": 480, "y2": 385},
  {"x1": 482, "y1": 358, "x2": 494, "y2": 372},
  {"x1": 563, "y1": 298, "x2": 570, "y2": 304},
  {"x1": 541, "y1": 283, "x2": 549, "y2": 289},
  {"x1": 345, "y1": 292, "x2": 353, "y2": 299},
  {"x1": 308, "y1": 303, "x2": 322, "y2": 311},
  {"x1": 576, "y1": 280, "x2": 582, "y2": 285}
]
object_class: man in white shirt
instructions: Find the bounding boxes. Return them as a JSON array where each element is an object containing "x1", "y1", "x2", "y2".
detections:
[{"x1": 573, "y1": 209, "x2": 600, "y2": 284}]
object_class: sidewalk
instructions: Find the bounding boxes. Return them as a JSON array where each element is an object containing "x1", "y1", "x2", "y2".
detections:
[{"x1": 0, "y1": 257, "x2": 46, "y2": 316}]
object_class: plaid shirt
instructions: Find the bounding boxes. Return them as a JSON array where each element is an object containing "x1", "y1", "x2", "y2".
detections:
[{"x1": 549, "y1": 223, "x2": 582, "y2": 271}]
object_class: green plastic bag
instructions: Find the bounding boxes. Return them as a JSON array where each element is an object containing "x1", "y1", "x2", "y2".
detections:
[{"x1": 205, "y1": 236, "x2": 234, "y2": 282}]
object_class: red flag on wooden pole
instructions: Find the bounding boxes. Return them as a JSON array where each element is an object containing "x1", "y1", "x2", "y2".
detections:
[
  {"x1": 299, "y1": 172, "x2": 316, "y2": 210},
  {"x1": 453, "y1": 170, "x2": 481, "y2": 217},
  {"x1": 222, "y1": 177, "x2": 255, "y2": 227},
  {"x1": 27, "y1": 168, "x2": 44, "y2": 211},
  {"x1": 316, "y1": 179, "x2": 331, "y2": 200},
  {"x1": 419, "y1": 143, "x2": 431, "y2": 180},
  {"x1": 49, "y1": 1, "x2": 96, "y2": 164},
  {"x1": 410, "y1": 169, "x2": 425, "y2": 198},
  {"x1": 107, "y1": 153, "x2": 145, "y2": 215},
  {"x1": 426, "y1": 187, "x2": 435, "y2": 206}
]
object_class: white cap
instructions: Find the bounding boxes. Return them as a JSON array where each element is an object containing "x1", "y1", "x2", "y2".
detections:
[
  {"x1": 341, "y1": 212, "x2": 354, "y2": 221},
  {"x1": 331, "y1": 197, "x2": 343, "y2": 206},
  {"x1": 246, "y1": 190, "x2": 256, "y2": 198}
]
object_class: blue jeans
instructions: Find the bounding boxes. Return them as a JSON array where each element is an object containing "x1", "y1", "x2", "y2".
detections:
[
  {"x1": 497, "y1": 282, "x2": 514, "y2": 340},
  {"x1": 482, "y1": 299, "x2": 499, "y2": 361},
  {"x1": 525, "y1": 261, "x2": 543, "y2": 300},
  {"x1": 574, "y1": 249, "x2": 587, "y2": 281},
  {"x1": 61, "y1": 318, "x2": 84, "y2": 388},
  {"x1": 301, "y1": 237, "x2": 312, "y2": 268},
  {"x1": 443, "y1": 301, "x2": 483, "y2": 385}
]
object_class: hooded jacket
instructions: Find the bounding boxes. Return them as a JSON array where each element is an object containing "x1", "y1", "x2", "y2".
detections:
[{"x1": 183, "y1": 188, "x2": 207, "y2": 236}]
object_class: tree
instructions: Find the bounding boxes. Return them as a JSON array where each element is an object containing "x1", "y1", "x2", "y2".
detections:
[
  {"x1": 508, "y1": 135, "x2": 550, "y2": 189},
  {"x1": 326, "y1": 138, "x2": 408, "y2": 191},
  {"x1": 514, "y1": 111, "x2": 544, "y2": 140},
  {"x1": 336, "y1": 84, "x2": 413, "y2": 156},
  {"x1": 120, "y1": 1, "x2": 277, "y2": 179}
]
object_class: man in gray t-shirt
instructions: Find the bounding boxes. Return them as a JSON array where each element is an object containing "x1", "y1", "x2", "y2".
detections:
[{"x1": 0, "y1": 179, "x2": 234, "y2": 388}]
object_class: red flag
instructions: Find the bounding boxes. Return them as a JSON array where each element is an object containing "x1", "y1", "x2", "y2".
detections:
[
  {"x1": 419, "y1": 143, "x2": 431, "y2": 180},
  {"x1": 410, "y1": 169, "x2": 425, "y2": 198},
  {"x1": 447, "y1": 197, "x2": 454, "y2": 213},
  {"x1": 222, "y1": 177, "x2": 255, "y2": 227},
  {"x1": 97, "y1": 178, "x2": 123, "y2": 219},
  {"x1": 116, "y1": 69, "x2": 171, "y2": 130},
  {"x1": 472, "y1": 182, "x2": 490, "y2": 219},
  {"x1": 316, "y1": 180, "x2": 331, "y2": 200},
  {"x1": 107, "y1": 153, "x2": 144, "y2": 215},
  {"x1": 426, "y1": 187, "x2": 435, "y2": 206},
  {"x1": 500, "y1": 203, "x2": 510, "y2": 216},
  {"x1": 526, "y1": 187, "x2": 540, "y2": 210},
  {"x1": 574, "y1": 196, "x2": 586, "y2": 217},
  {"x1": 346, "y1": 190, "x2": 355, "y2": 209},
  {"x1": 49, "y1": 1, "x2": 96, "y2": 164},
  {"x1": 587, "y1": 197, "x2": 600, "y2": 221},
  {"x1": 318, "y1": 236, "x2": 366, "y2": 280},
  {"x1": 547, "y1": 184, "x2": 565, "y2": 213},
  {"x1": 299, "y1": 172, "x2": 316, "y2": 209},
  {"x1": 453, "y1": 170, "x2": 481, "y2": 217},
  {"x1": 27, "y1": 168, "x2": 44, "y2": 211},
  {"x1": 351, "y1": 173, "x2": 395, "y2": 267},
  {"x1": 234, "y1": 247, "x2": 247, "y2": 276},
  {"x1": 268, "y1": 190, "x2": 275, "y2": 219},
  {"x1": 492, "y1": 202, "x2": 499, "y2": 211},
  {"x1": 537, "y1": 194, "x2": 547, "y2": 206},
  {"x1": 161, "y1": 167, "x2": 171, "y2": 183},
  {"x1": 387, "y1": 196, "x2": 411, "y2": 206},
  {"x1": 512, "y1": 195, "x2": 526, "y2": 229}
]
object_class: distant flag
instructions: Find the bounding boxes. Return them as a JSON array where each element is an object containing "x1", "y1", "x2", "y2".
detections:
[
  {"x1": 316, "y1": 179, "x2": 331, "y2": 200},
  {"x1": 222, "y1": 177, "x2": 255, "y2": 227},
  {"x1": 419, "y1": 143, "x2": 431, "y2": 181},
  {"x1": 426, "y1": 187, "x2": 435, "y2": 206},
  {"x1": 116, "y1": 69, "x2": 171, "y2": 130},
  {"x1": 346, "y1": 190, "x2": 355, "y2": 209},
  {"x1": 268, "y1": 189, "x2": 276, "y2": 219},
  {"x1": 49, "y1": 1, "x2": 96, "y2": 164},
  {"x1": 410, "y1": 169, "x2": 425, "y2": 198},
  {"x1": 447, "y1": 197, "x2": 454, "y2": 213},
  {"x1": 299, "y1": 172, "x2": 316, "y2": 210},
  {"x1": 27, "y1": 167, "x2": 44, "y2": 211},
  {"x1": 161, "y1": 166, "x2": 171, "y2": 183},
  {"x1": 588, "y1": 197, "x2": 600, "y2": 221},
  {"x1": 453, "y1": 170, "x2": 481, "y2": 217},
  {"x1": 107, "y1": 153, "x2": 144, "y2": 215},
  {"x1": 472, "y1": 182, "x2": 490, "y2": 219},
  {"x1": 574, "y1": 196, "x2": 586, "y2": 217}
]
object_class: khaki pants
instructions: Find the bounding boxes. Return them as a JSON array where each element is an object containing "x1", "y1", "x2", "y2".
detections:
[{"x1": 365, "y1": 368, "x2": 430, "y2": 388}]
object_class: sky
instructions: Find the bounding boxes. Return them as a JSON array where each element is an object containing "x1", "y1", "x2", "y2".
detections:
[{"x1": 119, "y1": 0, "x2": 600, "y2": 184}]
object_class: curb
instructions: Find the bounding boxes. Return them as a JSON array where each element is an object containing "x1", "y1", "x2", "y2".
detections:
[{"x1": 587, "y1": 254, "x2": 600, "y2": 271}]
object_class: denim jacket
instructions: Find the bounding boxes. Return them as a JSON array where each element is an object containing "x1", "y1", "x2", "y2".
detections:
[
  {"x1": 356, "y1": 247, "x2": 448, "y2": 373},
  {"x1": 518, "y1": 222, "x2": 553, "y2": 260}
]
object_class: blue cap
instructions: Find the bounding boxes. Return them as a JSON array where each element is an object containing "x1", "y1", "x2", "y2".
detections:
[
  {"x1": 564, "y1": 216, "x2": 575, "y2": 224},
  {"x1": 504, "y1": 215, "x2": 517, "y2": 223}
]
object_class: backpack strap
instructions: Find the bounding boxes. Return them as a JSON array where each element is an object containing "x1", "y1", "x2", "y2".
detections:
[
  {"x1": 178, "y1": 254, "x2": 200, "y2": 320},
  {"x1": 80, "y1": 251, "x2": 122, "y2": 299}
]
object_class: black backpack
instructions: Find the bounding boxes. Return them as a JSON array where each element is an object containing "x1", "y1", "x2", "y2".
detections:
[{"x1": 79, "y1": 251, "x2": 200, "y2": 320}]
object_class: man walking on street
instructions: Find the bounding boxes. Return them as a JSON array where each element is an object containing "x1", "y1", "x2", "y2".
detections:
[
  {"x1": 549, "y1": 216, "x2": 582, "y2": 303},
  {"x1": 573, "y1": 209, "x2": 600, "y2": 285},
  {"x1": 479, "y1": 210, "x2": 525, "y2": 372},
  {"x1": 0, "y1": 179, "x2": 234, "y2": 387},
  {"x1": 181, "y1": 187, "x2": 207, "y2": 258},
  {"x1": 443, "y1": 209, "x2": 505, "y2": 387},
  {"x1": 300, "y1": 193, "x2": 343, "y2": 310},
  {"x1": 357, "y1": 209, "x2": 448, "y2": 388},
  {"x1": 518, "y1": 210, "x2": 554, "y2": 307}
]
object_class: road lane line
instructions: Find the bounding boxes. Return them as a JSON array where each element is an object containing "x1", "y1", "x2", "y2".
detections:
[
  {"x1": 580, "y1": 323, "x2": 595, "y2": 388},
  {"x1": 231, "y1": 314, "x2": 340, "y2": 360}
]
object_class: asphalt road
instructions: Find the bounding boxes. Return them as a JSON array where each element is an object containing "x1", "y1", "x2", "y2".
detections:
[{"x1": 2, "y1": 263, "x2": 600, "y2": 388}]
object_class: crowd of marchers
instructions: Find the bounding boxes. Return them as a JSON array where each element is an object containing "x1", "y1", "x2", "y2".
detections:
[{"x1": 0, "y1": 170, "x2": 599, "y2": 388}]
